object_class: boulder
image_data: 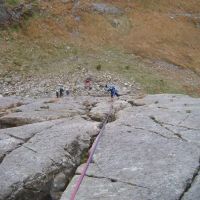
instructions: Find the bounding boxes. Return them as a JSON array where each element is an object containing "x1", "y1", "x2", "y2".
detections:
[{"x1": 88, "y1": 100, "x2": 129, "y2": 122}]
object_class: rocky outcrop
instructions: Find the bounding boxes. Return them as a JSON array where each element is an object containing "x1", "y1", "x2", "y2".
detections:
[
  {"x1": 0, "y1": 0, "x2": 10, "y2": 25},
  {"x1": 0, "y1": 97, "x2": 86, "y2": 127},
  {"x1": 0, "y1": 117, "x2": 101, "y2": 200},
  {"x1": 0, "y1": 0, "x2": 36, "y2": 27},
  {"x1": 0, "y1": 95, "x2": 130, "y2": 200},
  {"x1": 0, "y1": 96, "x2": 101, "y2": 200},
  {"x1": 61, "y1": 94, "x2": 200, "y2": 200}
]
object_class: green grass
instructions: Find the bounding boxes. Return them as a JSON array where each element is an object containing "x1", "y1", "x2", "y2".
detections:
[{"x1": 6, "y1": 0, "x2": 22, "y2": 6}]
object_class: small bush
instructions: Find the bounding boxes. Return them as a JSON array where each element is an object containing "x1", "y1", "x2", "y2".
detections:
[
  {"x1": 96, "y1": 64, "x2": 102, "y2": 71},
  {"x1": 6, "y1": 0, "x2": 21, "y2": 6},
  {"x1": 125, "y1": 65, "x2": 130, "y2": 70}
]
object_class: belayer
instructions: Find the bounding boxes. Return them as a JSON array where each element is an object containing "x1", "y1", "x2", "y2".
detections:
[
  {"x1": 56, "y1": 84, "x2": 65, "y2": 98},
  {"x1": 105, "y1": 84, "x2": 119, "y2": 100}
]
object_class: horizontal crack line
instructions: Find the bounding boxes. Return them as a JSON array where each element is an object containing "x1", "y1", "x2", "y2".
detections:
[
  {"x1": 23, "y1": 145, "x2": 38, "y2": 153},
  {"x1": 5, "y1": 133, "x2": 25, "y2": 142},
  {"x1": 133, "y1": 127, "x2": 171, "y2": 139},
  {"x1": 76, "y1": 173, "x2": 150, "y2": 190},
  {"x1": 160, "y1": 121, "x2": 200, "y2": 131}
]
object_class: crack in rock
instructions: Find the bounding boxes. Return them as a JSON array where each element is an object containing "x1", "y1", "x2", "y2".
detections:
[
  {"x1": 4, "y1": 135, "x2": 91, "y2": 200},
  {"x1": 5, "y1": 133, "x2": 26, "y2": 142},
  {"x1": 122, "y1": 123, "x2": 185, "y2": 141},
  {"x1": 76, "y1": 173, "x2": 150, "y2": 190},
  {"x1": 1, "y1": 121, "x2": 65, "y2": 164},
  {"x1": 163, "y1": 122, "x2": 200, "y2": 131},
  {"x1": 178, "y1": 158, "x2": 200, "y2": 200},
  {"x1": 177, "y1": 114, "x2": 190, "y2": 126},
  {"x1": 149, "y1": 116, "x2": 188, "y2": 142},
  {"x1": 133, "y1": 127, "x2": 171, "y2": 139},
  {"x1": 22, "y1": 145, "x2": 38, "y2": 154}
]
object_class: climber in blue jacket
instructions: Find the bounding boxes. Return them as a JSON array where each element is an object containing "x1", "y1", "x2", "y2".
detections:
[{"x1": 105, "y1": 84, "x2": 119, "y2": 100}]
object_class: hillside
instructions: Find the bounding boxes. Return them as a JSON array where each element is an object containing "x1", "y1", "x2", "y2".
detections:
[{"x1": 0, "y1": 0, "x2": 200, "y2": 96}]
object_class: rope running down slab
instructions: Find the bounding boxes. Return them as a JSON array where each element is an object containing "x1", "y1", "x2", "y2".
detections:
[{"x1": 69, "y1": 102, "x2": 113, "y2": 200}]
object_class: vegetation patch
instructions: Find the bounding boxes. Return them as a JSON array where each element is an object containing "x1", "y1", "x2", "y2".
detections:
[{"x1": 6, "y1": 0, "x2": 22, "y2": 6}]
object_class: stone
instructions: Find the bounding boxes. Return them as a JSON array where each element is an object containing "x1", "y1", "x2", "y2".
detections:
[
  {"x1": 4, "y1": 77, "x2": 12, "y2": 83},
  {"x1": 91, "y1": 3, "x2": 123, "y2": 15},
  {"x1": 111, "y1": 19, "x2": 120, "y2": 28},
  {"x1": 51, "y1": 173, "x2": 67, "y2": 200},
  {"x1": 61, "y1": 0, "x2": 70, "y2": 3},
  {"x1": 88, "y1": 100, "x2": 129, "y2": 122},
  {"x1": 128, "y1": 99, "x2": 145, "y2": 106}
]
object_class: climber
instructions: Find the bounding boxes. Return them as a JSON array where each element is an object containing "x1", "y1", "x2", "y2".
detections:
[
  {"x1": 84, "y1": 77, "x2": 92, "y2": 90},
  {"x1": 59, "y1": 85, "x2": 64, "y2": 97},
  {"x1": 56, "y1": 84, "x2": 65, "y2": 98},
  {"x1": 105, "y1": 84, "x2": 119, "y2": 100}
]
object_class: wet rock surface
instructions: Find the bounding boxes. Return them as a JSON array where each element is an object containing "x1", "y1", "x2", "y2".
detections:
[{"x1": 61, "y1": 94, "x2": 200, "y2": 200}]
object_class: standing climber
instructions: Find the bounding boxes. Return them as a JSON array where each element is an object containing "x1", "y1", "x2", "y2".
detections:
[
  {"x1": 59, "y1": 85, "x2": 64, "y2": 97},
  {"x1": 56, "y1": 84, "x2": 65, "y2": 98},
  {"x1": 56, "y1": 90, "x2": 59, "y2": 98},
  {"x1": 105, "y1": 84, "x2": 119, "y2": 100}
]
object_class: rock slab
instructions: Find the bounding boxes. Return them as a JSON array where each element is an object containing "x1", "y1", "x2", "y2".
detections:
[{"x1": 61, "y1": 94, "x2": 200, "y2": 200}]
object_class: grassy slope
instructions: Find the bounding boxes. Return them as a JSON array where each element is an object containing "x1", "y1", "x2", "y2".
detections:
[{"x1": 0, "y1": 0, "x2": 200, "y2": 96}]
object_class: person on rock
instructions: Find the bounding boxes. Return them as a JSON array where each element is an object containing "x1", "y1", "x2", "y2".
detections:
[
  {"x1": 84, "y1": 77, "x2": 92, "y2": 90},
  {"x1": 105, "y1": 84, "x2": 119, "y2": 101},
  {"x1": 56, "y1": 84, "x2": 64, "y2": 98},
  {"x1": 56, "y1": 90, "x2": 59, "y2": 98}
]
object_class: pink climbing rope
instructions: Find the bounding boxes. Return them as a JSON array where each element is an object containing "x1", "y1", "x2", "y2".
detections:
[{"x1": 69, "y1": 102, "x2": 113, "y2": 200}]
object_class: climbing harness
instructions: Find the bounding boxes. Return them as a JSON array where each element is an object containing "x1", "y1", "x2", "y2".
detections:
[{"x1": 69, "y1": 102, "x2": 113, "y2": 200}]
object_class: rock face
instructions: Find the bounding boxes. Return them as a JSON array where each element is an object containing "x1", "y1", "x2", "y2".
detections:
[
  {"x1": 61, "y1": 94, "x2": 200, "y2": 200},
  {"x1": 0, "y1": 96, "x2": 103, "y2": 200},
  {"x1": 0, "y1": 96, "x2": 98, "y2": 128},
  {"x1": 0, "y1": 0, "x2": 35, "y2": 27},
  {"x1": 1, "y1": 94, "x2": 200, "y2": 200}
]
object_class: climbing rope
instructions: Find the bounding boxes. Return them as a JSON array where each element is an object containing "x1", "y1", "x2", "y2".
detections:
[{"x1": 69, "y1": 102, "x2": 113, "y2": 200}]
